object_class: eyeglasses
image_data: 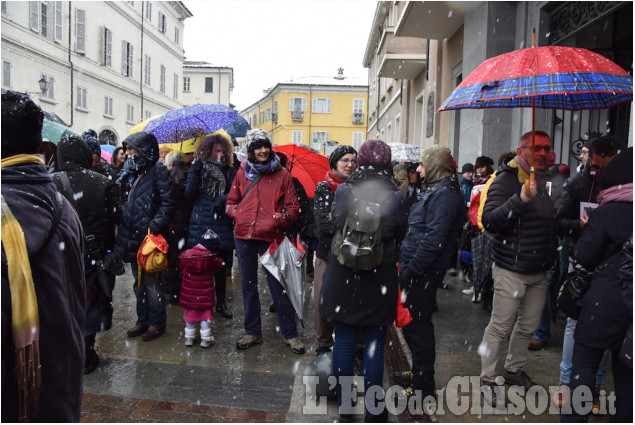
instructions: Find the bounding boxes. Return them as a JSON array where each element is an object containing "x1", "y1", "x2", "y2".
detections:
[
  {"x1": 339, "y1": 158, "x2": 358, "y2": 165},
  {"x1": 520, "y1": 145, "x2": 551, "y2": 153}
]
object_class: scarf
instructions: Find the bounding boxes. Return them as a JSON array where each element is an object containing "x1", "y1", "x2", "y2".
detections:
[
  {"x1": 1, "y1": 153, "x2": 44, "y2": 168},
  {"x1": 326, "y1": 170, "x2": 346, "y2": 193},
  {"x1": 597, "y1": 183, "x2": 633, "y2": 205},
  {"x1": 117, "y1": 154, "x2": 150, "y2": 191},
  {"x1": 1, "y1": 194, "x2": 41, "y2": 421},
  {"x1": 201, "y1": 160, "x2": 227, "y2": 197},
  {"x1": 244, "y1": 156, "x2": 279, "y2": 181}
]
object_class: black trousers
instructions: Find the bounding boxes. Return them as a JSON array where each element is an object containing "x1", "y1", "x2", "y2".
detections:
[
  {"x1": 401, "y1": 272, "x2": 442, "y2": 397},
  {"x1": 561, "y1": 341, "x2": 633, "y2": 422},
  {"x1": 214, "y1": 249, "x2": 232, "y2": 304}
]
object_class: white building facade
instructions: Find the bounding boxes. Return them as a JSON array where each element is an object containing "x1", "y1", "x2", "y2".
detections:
[
  {"x1": 1, "y1": 1, "x2": 192, "y2": 145},
  {"x1": 182, "y1": 61, "x2": 233, "y2": 108}
]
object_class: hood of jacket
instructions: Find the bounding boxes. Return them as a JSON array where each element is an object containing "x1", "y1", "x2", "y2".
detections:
[
  {"x1": 421, "y1": 146, "x2": 455, "y2": 188},
  {"x1": 123, "y1": 131, "x2": 159, "y2": 163},
  {"x1": 56, "y1": 135, "x2": 91, "y2": 171}
]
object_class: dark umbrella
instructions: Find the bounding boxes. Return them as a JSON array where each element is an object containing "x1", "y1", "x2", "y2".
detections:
[
  {"x1": 438, "y1": 40, "x2": 633, "y2": 192},
  {"x1": 273, "y1": 144, "x2": 330, "y2": 197},
  {"x1": 144, "y1": 103, "x2": 238, "y2": 144},
  {"x1": 222, "y1": 114, "x2": 251, "y2": 138}
]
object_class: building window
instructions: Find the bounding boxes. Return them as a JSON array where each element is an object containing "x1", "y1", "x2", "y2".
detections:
[
  {"x1": 144, "y1": 1, "x2": 152, "y2": 21},
  {"x1": 160, "y1": 65, "x2": 166, "y2": 93},
  {"x1": 104, "y1": 96, "x2": 113, "y2": 117},
  {"x1": 352, "y1": 132, "x2": 363, "y2": 149},
  {"x1": 289, "y1": 97, "x2": 306, "y2": 121},
  {"x1": 387, "y1": 123, "x2": 392, "y2": 143},
  {"x1": 2, "y1": 60, "x2": 11, "y2": 89},
  {"x1": 394, "y1": 116, "x2": 400, "y2": 142},
  {"x1": 54, "y1": 1, "x2": 62, "y2": 42},
  {"x1": 312, "y1": 98, "x2": 332, "y2": 114},
  {"x1": 29, "y1": 2, "x2": 48, "y2": 37},
  {"x1": 312, "y1": 131, "x2": 329, "y2": 146},
  {"x1": 205, "y1": 77, "x2": 213, "y2": 93},
  {"x1": 426, "y1": 92, "x2": 434, "y2": 138},
  {"x1": 183, "y1": 77, "x2": 190, "y2": 92},
  {"x1": 2, "y1": 2, "x2": 7, "y2": 16},
  {"x1": 292, "y1": 130, "x2": 302, "y2": 144},
  {"x1": 41, "y1": 74, "x2": 54, "y2": 100},
  {"x1": 265, "y1": 107, "x2": 271, "y2": 121},
  {"x1": 76, "y1": 86, "x2": 87, "y2": 110},
  {"x1": 122, "y1": 40, "x2": 133, "y2": 77},
  {"x1": 158, "y1": 11, "x2": 166, "y2": 33},
  {"x1": 127, "y1": 104, "x2": 135, "y2": 123},
  {"x1": 144, "y1": 110, "x2": 153, "y2": 120},
  {"x1": 272, "y1": 101, "x2": 278, "y2": 122},
  {"x1": 259, "y1": 111, "x2": 263, "y2": 124},
  {"x1": 353, "y1": 98, "x2": 364, "y2": 124},
  {"x1": 144, "y1": 55, "x2": 151, "y2": 86},
  {"x1": 74, "y1": 8, "x2": 86, "y2": 54},
  {"x1": 102, "y1": 27, "x2": 112, "y2": 67},
  {"x1": 252, "y1": 114, "x2": 257, "y2": 127},
  {"x1": 173, "y1": 73, "x2": 179, "y2": 99},
  {"x1": 174, "y1": 27, "x2": 180, "y2": 45}
]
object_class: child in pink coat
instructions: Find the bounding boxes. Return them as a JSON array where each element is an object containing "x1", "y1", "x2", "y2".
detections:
[{"x1": 179, "y1": 230, "x2": 224, "y2": 347}]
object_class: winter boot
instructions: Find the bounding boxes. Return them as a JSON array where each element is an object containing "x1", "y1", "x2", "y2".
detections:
[
  {"x1": 184, "y1": 327, "x2": 196, "y2": 347},
  {"x1": 200, "y1": 328, "x2": 215, "y2": 348},
  {"x1": 84, "y1": 335, "x2": 100, "y2": 375}
]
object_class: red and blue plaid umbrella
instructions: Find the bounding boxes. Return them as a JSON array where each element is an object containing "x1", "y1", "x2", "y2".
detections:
[
  {"x1": 438, "y1": 46, "x2": 633, "y2": 112},
  {"x1": 144, "y1": 103, "x2": 238, "y2": 144}
]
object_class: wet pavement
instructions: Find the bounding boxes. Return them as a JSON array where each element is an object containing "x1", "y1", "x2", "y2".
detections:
[{"x1": 82, "y1": 259, "x2": 612, "y2": 423}]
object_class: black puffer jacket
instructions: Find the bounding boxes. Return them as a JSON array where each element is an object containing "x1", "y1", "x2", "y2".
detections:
[
  {"x1": 313, "y1": 181, "x2": 335, "y2": 260},
  {"x1": 399, "y1": 176, "x2": 465, "y2": 277},
  {"x1": 114, "y1": 132, "x2": 175, "y2": 262},
  {"x1": 556, "y1": 164, "x2": 598, "y2": 241},
  {"x1": 52, "y1": 136, "x2": 121, "y2": 251},
  {"x1": 481, "y1": 160, "x2": 556, "y2": 273},
  {"x1": 574, "y1": 201, "x2": 632, "y2": 350},
  {"x1": 2, "y1": 162, "x2": 85, "y2": 422}
]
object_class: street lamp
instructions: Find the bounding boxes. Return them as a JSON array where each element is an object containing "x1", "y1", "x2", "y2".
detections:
[{"x1": 38, "y1": 76, "x2": 49, "y2": 93}]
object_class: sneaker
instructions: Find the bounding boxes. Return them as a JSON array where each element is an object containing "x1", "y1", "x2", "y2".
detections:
[
  {"x1": 393, "y1": 370, "x2": 413, "y2": 386},
  {"x1": 472, "y1": 293, "x2": 482, "y2": 303},
  {"x1": 236, "y1": 334, "x2": 263, "y2": 350},
  {"x1": 141, "y1": 326, "x2": 165, "y2": 341},
  {"x1": 591, "y1": 389, "x2": 601, "y2": 414},
  {"x1": 127, "y1": 324, "x2": 148, "y2": 337},
  {"x1": 315, "y1": 346, "x2": 332, "y2": 355},
  {"x1": 84, "y1": 346, "x2": 100, "y2": 375},
  {"x1": 528, "y1": 337, "x2": 546, "y2": 351},
  {"x1": 184, "y1": 335, "x2": 195, "y2": 347},
  {"x1": 462, "y1": 287, "x2": 474, "y2": 295},
  {"x1": 284, "y1": 337, "x2": 306, "y2": 354},
  {"x1": 448, "y1": 268, "x2": 458, "y2": 276},
  {"x1": 503, "y1": 369, "x2": 536, "y2": 390},
  {"x1": 552, "y1": 382, "x2": 570, "y2": 407}
]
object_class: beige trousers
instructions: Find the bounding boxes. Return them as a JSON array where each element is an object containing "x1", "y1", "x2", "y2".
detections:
[{"x1": 480, "y1": 264, "x2": 546, "y2": 382}]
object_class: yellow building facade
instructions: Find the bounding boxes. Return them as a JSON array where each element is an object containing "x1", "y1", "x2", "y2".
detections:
[{"x1": 240, "y1": 74, "x2": 368, "y2": 154}]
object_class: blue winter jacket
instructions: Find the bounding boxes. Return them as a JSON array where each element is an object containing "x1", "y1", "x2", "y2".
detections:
[
  {"x1": 185, "y1": 163, "x2": 236, "y2": 251},
  {"x1": 399, "y1": 176, "x2": 466, "y2": 277},
  {"x1": 114, "y1": 132, "x2": 175, "y2": 262}
]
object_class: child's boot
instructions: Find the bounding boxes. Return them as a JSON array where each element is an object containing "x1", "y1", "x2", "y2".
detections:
[
  {"x1": 184, "y1": 327, "x2": 196, "y2": 347},
  {"x1": 200, "y1": 328, "x2": 215, "y2": 348}
]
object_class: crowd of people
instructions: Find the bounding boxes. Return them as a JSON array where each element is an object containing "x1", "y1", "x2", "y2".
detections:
[{"x1": 1, "y1": 89, "x2": 632, "y2": 423}]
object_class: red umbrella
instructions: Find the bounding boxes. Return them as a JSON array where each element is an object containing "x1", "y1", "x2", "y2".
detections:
[
  {"x1": 438, "y1": 35, "x2": 633, "y2": 193},
  {"x1": 273, "y1": 144, "x2": 330, "y2": 197}
]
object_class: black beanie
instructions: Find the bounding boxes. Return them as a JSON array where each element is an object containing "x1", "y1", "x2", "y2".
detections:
[
  {"x1": 474, "y1": 156, "x2": 494, "y2": 169},
  {"x1": 461, "y1": 163, "x2": 474, "y2": 173},
  {"x1": 328, "y1": 145, "x2": 357, "y2": 170},
  {"x1": 597, "y1": 147, "x2": 633, "y2": 189},
  {"x1": 1, "y1": 89, "x2": 44, "y2": 158}
]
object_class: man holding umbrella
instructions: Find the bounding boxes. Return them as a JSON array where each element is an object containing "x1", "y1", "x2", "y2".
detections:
[{"x1": 477, "y1": 131, "x2": 556, "y2": 405}]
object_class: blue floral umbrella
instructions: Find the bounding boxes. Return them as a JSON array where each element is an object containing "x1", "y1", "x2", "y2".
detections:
[
  {"x1": 144, "y1": 103, "x2": 238, "y2": 144},
  {"x1": 222, "y1": 114, "x2": 251, "y2": 139}
]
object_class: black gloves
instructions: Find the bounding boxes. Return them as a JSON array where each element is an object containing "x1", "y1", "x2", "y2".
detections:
[
  {"x1": 399, "y1": 267, "x2": 412, "y2": 291},
  {"x1": 191, "y1": 158, "x2": 204, "y2": 173},
  {"x1": 212, "y1": 197, "x2": 225, "y2": 212}
]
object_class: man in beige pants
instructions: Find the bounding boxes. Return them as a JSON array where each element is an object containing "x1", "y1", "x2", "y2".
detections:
[{"x1": 478, "y1": 131, "x2": 557, "y2": 406}]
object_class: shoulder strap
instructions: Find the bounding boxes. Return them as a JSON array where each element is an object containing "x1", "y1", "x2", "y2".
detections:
[
  {"x1": 241, "y1": 174, "x2": 262, "y2": 201},
  {"x1": 53, "y1": 172, "x2": 95, "y2": 246}
]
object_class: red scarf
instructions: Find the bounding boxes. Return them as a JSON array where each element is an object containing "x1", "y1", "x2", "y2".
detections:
[{"x1": 326, "y1": 170, "x2": 346, "y2": 193}]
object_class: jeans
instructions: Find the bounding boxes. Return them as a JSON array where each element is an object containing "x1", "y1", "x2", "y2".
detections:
[
  {"x1": 332, "y1": 321, "x2": 387, "y2": 419},
  {"x1": 401, "y1": 271, "x2": 442, "y2": 396},
  {"x1": 560, "y1": 342, "x2": 633, "y2": 422},
  {"x1": 560, "y1": 317, "x2": 609, "y2": 387},
  {"x1": 235, "y1": 239, "x2": 298, "y2": 339},
  {"x1": 131, "y1": 262, "x2": 166, "y2": 329}
]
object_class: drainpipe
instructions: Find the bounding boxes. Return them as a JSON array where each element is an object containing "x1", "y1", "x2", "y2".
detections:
[
  {"x1": 218, "y1": 68, "x2": 221, "y2": 104},
  {"x1": 309, "y1": 85, "x2": 313, "y2": 147},
  {"x1": 67, "y1": 2, "x2": 74, "y2": 127},
  {"x1": 404, "y1": 80, "x2": 410, "y2": 144},
  {"x1": 140, "y1": 2, "x2": 145, "y2": 117}
]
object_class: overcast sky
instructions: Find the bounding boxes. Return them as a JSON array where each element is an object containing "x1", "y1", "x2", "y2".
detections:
[{"x1": 182, "y1": 0, "x2": 377, "y2": 111}]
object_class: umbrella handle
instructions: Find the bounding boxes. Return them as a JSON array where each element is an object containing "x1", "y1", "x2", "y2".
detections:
[{"x1": 525, "y1": 172, "x2": 536, "y2": 196}]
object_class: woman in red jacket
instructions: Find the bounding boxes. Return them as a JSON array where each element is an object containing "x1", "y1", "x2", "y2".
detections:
[{"x1": 226, "y1": 129, "x2": 303, "y2": 354}]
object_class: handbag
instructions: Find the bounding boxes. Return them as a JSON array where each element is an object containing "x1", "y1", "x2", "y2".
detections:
[{"x1": 103, "y1": 250, "x2": 125, "y2": 276}]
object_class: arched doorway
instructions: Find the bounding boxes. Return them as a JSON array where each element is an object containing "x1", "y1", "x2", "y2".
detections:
[{"x1": 99, "y1": 129, "x2": 118, "y2": 146}]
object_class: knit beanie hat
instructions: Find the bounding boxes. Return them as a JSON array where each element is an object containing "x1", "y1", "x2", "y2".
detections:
[
  {"x1": 245, "y1": 128, "x2": 272, "y2": 154},
  {"x1": 328, "y1": 145, "x2": 357, "y2": 170},
  {"x1": 461, "y1": 163, "x2": 474, "y2": 173},
  {"x1": 357, "y1": 139, "x2": 391, "y2": 170},
  {"x1": 597, "y1": 147, "x2": 632, "y2": 189},
  {"x1": 1, "y1": 89, "x2": 44, "y2": 158},
  {"x1": 198, "y1": 229, "x2": 221, "y2": 252},
  {"x1": 420, "y1": 146, "x2": 455, "y2": 187},
  {"x1": 83, "y1": 133, "x2": 101, "y2": 156}
]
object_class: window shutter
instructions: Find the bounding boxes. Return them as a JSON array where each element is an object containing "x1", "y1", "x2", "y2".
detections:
[
  {"x1": 302, "y1": 97, "x2": 307, "y2": 112},
  {"x1": 326, "y1": 132, "x2": 330, "y2": 141},
  {"x1": 312, "y1": 98, "x2": 316, "y2": 113},
  {"x1": 121, "y1": 40, "x2": 127, "y2": 74},
  {"x1": 327, "y1": 99, "x2": 332, "y2": 113},
  {"x1": 54, "y1": 1, "x2": 63, "y2": 42},
  {"x1": 75, "y1": 9, "x2": 86, "y2": 53},
  {"x1": 29, "y1": 2, "x2": 38, "y2": 31},
  {"x1": 289, "y1": 97, "x2": 294, "y2": 111},
  {"x1": 128, "y1": 44, "x2": 133, "y2": 76}
]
